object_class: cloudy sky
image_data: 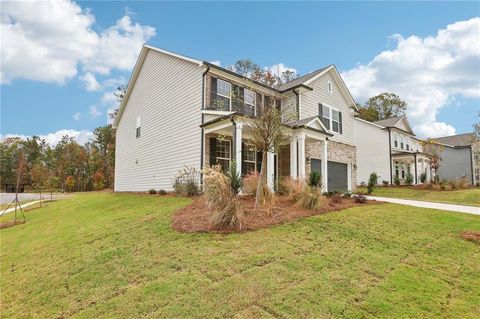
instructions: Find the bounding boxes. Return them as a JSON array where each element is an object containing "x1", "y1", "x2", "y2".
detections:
[{"x1": 1, "y1": 1, "x2": 479, "y2": 144}]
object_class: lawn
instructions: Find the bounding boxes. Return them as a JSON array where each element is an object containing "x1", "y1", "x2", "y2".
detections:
[
  {"x1": 359, "y1": 186, "x2": 480, "y2": 206},
  {"x1": 1, "y1": 193, "x2": 480, "y2": 318}
]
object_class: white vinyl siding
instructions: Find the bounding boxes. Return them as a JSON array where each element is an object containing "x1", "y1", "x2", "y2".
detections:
[
  {"x1": 300, "y1": 71, "x2": 355, "y2": 145},
  {"x1": 115, "y1": 49, "x2": 203, "y2": 191}
]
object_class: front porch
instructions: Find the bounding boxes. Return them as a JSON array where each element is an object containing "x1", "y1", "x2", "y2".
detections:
[
  {"x1": 201, "y1": 115, "x2": 332, "y2": 191},
  {"x1": 392, "y1": 151, "x2": 432, "y2": 185}
]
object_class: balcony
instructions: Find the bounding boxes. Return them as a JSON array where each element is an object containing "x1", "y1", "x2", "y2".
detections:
[{"x1": 206, "y1": 96, "x2": 256, "y2": 117}]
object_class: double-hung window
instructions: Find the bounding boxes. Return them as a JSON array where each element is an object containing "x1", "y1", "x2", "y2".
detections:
[
  {"x1": 400, "y1": 136, "x2": 404, "y2": 149},
  {"x1": 210, "y1": 78, "x2": 231, "y2": 111},
  {"x1": 332, "y1": 109, "x2": 340, "y2": 133},
  {"x1": 318, "y1": 104, "x2": 342, "y2": 134},
  {"x1": 244, "y1": 88, "x2": 256, "y2": 116},
  {"x1": 394, "y1": 133, "x2": 398, "y2": 148},
  {"x1": 242, "y1": 144, "x2": 256, "y2": 174},
  {"x1": 216, "y1": 139, "x2": 231, "y2": 171}
]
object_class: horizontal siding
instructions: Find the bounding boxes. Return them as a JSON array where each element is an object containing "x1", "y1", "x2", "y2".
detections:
[
  {"x1": 300, "y1": 71, "x2": 356, "y2": 145},
  {"x1": 355, "y1": 119, "x2": 391, "y2": 184},
  {"x1": 115, "y1": 50, "x2": 203, "y2": 191}
]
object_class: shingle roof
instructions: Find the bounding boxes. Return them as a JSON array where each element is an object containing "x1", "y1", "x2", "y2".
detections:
[
  {"x1": 372, "y1": 116, "x2": 404, "y2": 127},
  {"x1": 432, "y1": 133, "x2": 476, "y2": 147},
  {"x1": 276, "y1": 66, "x2": 330, "y2": 91},
  {"x1": 284, "y1": 116, "x2": 320, "y2": 128}
]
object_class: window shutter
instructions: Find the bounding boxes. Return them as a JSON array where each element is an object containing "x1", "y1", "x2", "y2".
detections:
[
  {"x1": 209, "y1": 137, "x2": 217, "y2": 166},
  {"x1": 256, "y1": 151, "x2": 263, "y2": 173},
  {"x1": 318, "y1": 103, "x2": 323, "y2": 117},
  {"x1": 232, "y1": 85, "x2": 244, "y2": 113},
  {"x1": 210, "y1": 78, "x2": 217, "y2": 109},
  {"x1": 339, "y1": 112, "x2": 343, "y2": 134}
]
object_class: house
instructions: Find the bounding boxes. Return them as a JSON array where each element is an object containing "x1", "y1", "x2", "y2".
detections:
[
  {"x1": 355, "y1": 115, "x2": 433, "y2": 185},
  {"x1": 426, "y1": 133, "x2": 479, "y2": 185},
  {"x1": 113, "y1": 45, "x2": 358, "y2": 192}
]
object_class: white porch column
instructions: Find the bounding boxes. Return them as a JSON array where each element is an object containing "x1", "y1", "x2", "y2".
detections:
[
  {"x1": 322, "y1": 139, "x2": 328, "y2": 192},
  {"x1": 235, "y1": 122, "x2": 243, "y2": 175},
  {"x1": 298, "y1": 134, "x2": 306, "y2": 179},
  {"x1": 267, "y1": 151, "x2": 275, "y2": 190},
  {"x1": 290, "y1": 137, "x2": 298, "y2": 179}
]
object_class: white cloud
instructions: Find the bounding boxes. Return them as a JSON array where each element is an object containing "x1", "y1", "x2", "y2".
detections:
[
  {"x1": 89, "y1": 105, "x2": 102, "y2": 118},
  {"x1": 267, "y1": 63, "x2": 297, "y2": 77},
  {"x1": 1, "y1": 0, "x2": 155, "y2": 84},
  {"x1": 341, "y1": 17, "x2": 480, "y2": 138},
  {"x1": 209, "y1": 60, "x2": 221, "y2": 66},
  {"x1": 1, "y1": 129, "x2": 94, "y2": 146},
  {"x1": 73, "y1": 112, "x2": 81, "y2": 120},
  {"x1": 80, "y1": 72, "x2": 101, "y2": 91}
]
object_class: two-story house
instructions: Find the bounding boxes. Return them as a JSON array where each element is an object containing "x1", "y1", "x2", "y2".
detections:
[
  {"x1": 355, "y1": 115, "x2": 433, "y2": 185},
  {"x1": 113, "y1": 45, "x2": 358, "y2": 192}
]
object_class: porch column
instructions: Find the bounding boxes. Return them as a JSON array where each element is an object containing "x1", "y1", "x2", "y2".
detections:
[
  {"x1": 235, "y1": 122, "x2": 243, "y2": 175},
  {"x1": 298, "y1": 134, "x2": 306, "y2": 179},
  {"x1": 267, "y1": 151, "x2": 274, "y2": 190},
  {"x1": 414, "y1": 154, "x2": 418, "y2": 185},
  {"x1": 322, "y1": 139, "x2": 328, "y2": 192},
  {"x1": 290, "y1": 137, "x2": 298, "y2": 179}
]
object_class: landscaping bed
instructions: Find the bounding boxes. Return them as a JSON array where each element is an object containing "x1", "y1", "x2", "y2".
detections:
[{"x1": 172, "y1": 195, "x2": 378, "y2": 233}]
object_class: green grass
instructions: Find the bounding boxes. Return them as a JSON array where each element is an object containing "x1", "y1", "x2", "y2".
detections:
[
  {"x1": 359, "y1": 186, "x2": 480, "y2": 206},
  {"x1": 1, "y1": 193, "x2": 480, "y2": 318}
]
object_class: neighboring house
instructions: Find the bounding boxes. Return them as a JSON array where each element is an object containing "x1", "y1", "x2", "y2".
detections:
[
  {"x1": 355, "y1": 115, "x2": 432, "y2": 185},
  {"x1": 426, "y1": 133, "x2": 479, "y2": 185},
  {"x1": 113, "y1": 45, "x2": 358, "y2": 192}
]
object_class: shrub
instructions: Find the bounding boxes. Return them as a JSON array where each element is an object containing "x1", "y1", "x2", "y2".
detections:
[
  {"x1": 405, "y1": 172, "x2": 413, "y2": 186},
  {"x1": 296, "y1": 186, "x2": 327, "y2": 211},
  {"x1": 431, "y1": 183, "x2": 441, "y2": 191},
  {"x1": 203, "y1": 166, "x2": 242, "y2": 229},
  {"x1": 242, "y1": 171, "x2": 259, "y2": 195},
  {"x1": 173, "y1": 166, "x2": 201, "y2": 196},
  {"x1": 444, "y1": 183, "x2": 453, "y2": 191},
  {"x1": 360, "y1": 182, "x2": 366, "y2": 187},
  {"x1": 227, "y1": 161, "x2": 242, "y2": 196},
  {"x1": 278, "y1": 177, "x2": 304, "y2": 201},
  {"x1": 354, "y1": 192, "x2": 367, "y2": 204},
  {"x1": 343, "y1": 191, "x2": 352, "y2": 198},
  {"x1": 148, "y1": 189, "x2": 157, "y2": 195},
  {"x1": 457, "y1": 177, "x2": 470, "y2": 189},
  {"x1": 367, "y1": 172, "x2": 378, "y2": 194},
  {"x1": 420, "y1": 172, "x2": 427, "y2": 183},
  {"x1": 331, "y1": 193, "x2": 343, "y2": 204},
  {"x1": 158, "y1": 189, "x2": 167, "y2": 195},
  {"x1": 259, "y1": 183, "x2": 276, "y2": 206},
  {"x1": 382, "y1": 180, "x2": 389, "y2": 186},
  {"x1": 308, "y1": 171, "x2": 321, "y2": 188},
  {"x1": 393, "y1": 174, "x2": 401, "y2": 186}
]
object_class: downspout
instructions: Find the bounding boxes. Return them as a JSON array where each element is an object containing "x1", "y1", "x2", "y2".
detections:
[
  {"x1": 469, "y1": 145, "x2": 474, "y2": 184},
  {"x1": 231, "y1": 117, "x2": 236, "y2": 162},
  {"x1": 200, "y1": 65, "x2": 210, "y2": 185},
  {"x1": 388, "y1": 128, "x2": 393, "y2": 184},
  {"x1": 292, "y1": 89, "x2": 300, "y2": 120},
  {"x1": 414, "y1": 153, "x2": 418, "y2": 185}
]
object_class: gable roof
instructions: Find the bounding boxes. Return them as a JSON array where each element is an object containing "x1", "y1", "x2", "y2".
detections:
[
  {"x1": 431, "y1": 133, "x2": 476, "y2": 147},
  {"x1": 276, "y1": 67, "x2": 329, "y2": 91},
  {"x1": 372, "y1": 116, "x2": 404, "y2": 128}
]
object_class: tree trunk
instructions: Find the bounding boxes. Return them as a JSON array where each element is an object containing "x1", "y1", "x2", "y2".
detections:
[{"x1": 254, "y1": 152, "x2": 268, "y2": 208}]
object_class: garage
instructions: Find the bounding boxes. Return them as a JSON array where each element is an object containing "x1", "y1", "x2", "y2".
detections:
[{"x1": 310, "y1": 160, "x2": 349, "y2": 191}]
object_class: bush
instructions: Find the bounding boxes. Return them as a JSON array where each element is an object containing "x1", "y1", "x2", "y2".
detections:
[
  {"x1": 367, "y1": 172, "x2": 379, "y2": 194},
  {"x1": 308, "y1": 171, "x2": 321, "y2": 188},
  {"x1": 431, "y1": 183, "x2": 441, "y2": 191},
  {"x1": 203, "y1": 166, "x2": 242, "y2": 229},
  {"x1": 382, "y1": 180, "x2": 389, "y2": 186},
  {"x1": 360, "y1": 182, "x2": 366, "y2": 187},
  {"x1": 457, "y1": 177, "x2": 470, "y2": 189},
  {"x1": 242, "y1": 171, "x2": 259, "y2": 195},
  {"x1": 158, "y1": 189, "x2": 167, "y2": 195},
  {"x1": 296, "y1": 186, "x2": 327, "y2": 211},
  {"x1": 405, "y1": 172, "x2": 413, "y2": 186},
  {"x1": 278, "y1": 177, "x2": 304, "y2": 201},
  {"x1": 227, "y1": 161, "x2": 242, "y2": 195},
  {"x1": 393, "y1": 174, "x2": 401, "y2": 186},
  {"x1": 331, "y1": 193, "x2": 343, "y2": 204},
  {"x1": 420, "y1": 172, "x2": 427, "y2": 183},
  {"x1": 354, "y1": 192, "x2": 367, "y2": 204},
  {"x1": 343, "y1": 191, "x2": 352, "y2": 198},
  {"x1": 174, "y1": 166, "x2": 201, "y2": 196},
  {"x1": 444, "y1": 183, "x2": 453, "y2": 191},
  {"x1": 148, "y1": 189, "x2": 157, "y2": 195}
]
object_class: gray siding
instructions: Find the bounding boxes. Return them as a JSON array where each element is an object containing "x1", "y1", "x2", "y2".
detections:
[
  {"x1": 115, "y1": 50, "x2": 203, "y2": 191},
  {"x1": 300, "y1": 71, "x2": 355, "y2": 145},
  {"x1": 437, "y1": 147, "x2": 473, "y2": 183}
]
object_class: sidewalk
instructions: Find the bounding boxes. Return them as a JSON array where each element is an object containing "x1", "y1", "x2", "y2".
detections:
[{"x1": 367, "y1": 196, "x2": 480, "y2": 215}]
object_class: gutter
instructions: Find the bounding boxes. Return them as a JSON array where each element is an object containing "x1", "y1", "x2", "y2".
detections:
[
  {"x1": 414, "y1": 153, "x2": 418, "y2": 185},
  {"x1": 470, "y1": 145, "x2": 474, "y2": 184},
  {"x1": 200, "y1": 65, "x2": 210, "y2": 182}
]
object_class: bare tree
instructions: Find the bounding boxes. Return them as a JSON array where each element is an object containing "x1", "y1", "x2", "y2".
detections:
[{"x1": 422, "y1": 139, "x2": 444, "y2": 183}]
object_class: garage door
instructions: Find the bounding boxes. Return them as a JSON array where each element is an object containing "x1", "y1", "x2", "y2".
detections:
[{"x1": 328, "y1": 161, "x2": 348, "y2": 191}]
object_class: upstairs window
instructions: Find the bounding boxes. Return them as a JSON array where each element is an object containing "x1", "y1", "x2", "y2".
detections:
[
  {"x1": 210, "y1": 78, "x2": 231, "y2": 111},
  {"x1": 318, "y1": 104, "x2": 342, "y2": 134},
  {"x1": 244, "y1": 88, "x2": 256, "y2": 116},
  {"x1": 328, "y1": 81, "x2": 333, "y2": 93},
  {"x1": 136, "y1": 117, "x2": 141, "y2": 138},
  {"x1": 394, "y1": 133, "x2": 398, "y2": 148},
  {"x1": 400, "y1": 136, "x2": 404, "y2": 149}
]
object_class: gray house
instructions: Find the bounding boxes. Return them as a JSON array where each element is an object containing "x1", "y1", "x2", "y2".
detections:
[
  {"x1": 113, "y1": 45, "x2": 359, "y2": 192},
  {"x1": 426, "y1": 133, "x2": 479, "y2": 185}
]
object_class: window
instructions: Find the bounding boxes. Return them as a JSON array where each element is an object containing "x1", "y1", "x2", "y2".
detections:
[
  {"x1": 320, "y1": 104, "x2": 330, "y2": 129},
  {"x1": 244, "y1": 88, "x2": 256, "y2": 116},
  {"x1": 318, "y1": 104, "x2": 342, "y2": 134},
  {"x1": 394, "y1": 133, "x2": 398, "y2": 148},
  {"x1": 210, "y1": 78, "x2": 231, "y2": 111},
  {"x1": 328, "y1": 81, "x2": 332, "y2": 93},
  {"x1": 401, "y1": 162, "x2": 405, "y2": 178},
  {"x1": 395, "y1": 161, "x2": 399, "y2": 177},
  {"x1": 216, "y1": 139, "x2": 231, "y2": 171},
  {"x1": 242, "y1": 144, "x2": 256, "y2": 174},
  {"x1": 332, "y1": 109, "x2": 340, "y2": 133},
  {"x1": 400, "y1": 136, "x2": 404, "y2": 149},
  {"x1": 136, "y1": 117, "x2": 141, "y2": 138}
]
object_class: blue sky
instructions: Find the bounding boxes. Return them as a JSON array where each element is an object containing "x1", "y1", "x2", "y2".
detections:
[{"x1": 1, "y1": 1, "x2": 479, "y2": 143}]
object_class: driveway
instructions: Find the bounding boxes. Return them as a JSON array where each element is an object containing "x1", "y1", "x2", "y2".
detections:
[
  {"x1": 367, "y1": 196, "x2": 480, "y2": 215},
  {"x1": 1, "y1": 193, "x2": 68, "y2": 205}
]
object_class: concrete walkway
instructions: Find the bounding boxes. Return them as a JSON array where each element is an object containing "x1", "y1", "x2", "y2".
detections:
[
  {"x1": 367, "y1": 196, "x2": 480, "y2": 215},
  {"x1": 1, "y1": 200, "x2": 51, "y2": 215}
]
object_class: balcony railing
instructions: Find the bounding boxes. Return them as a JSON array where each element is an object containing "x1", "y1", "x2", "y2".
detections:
[{"x1": 207, "y1": 96, "x2": 256, "y2": 117}]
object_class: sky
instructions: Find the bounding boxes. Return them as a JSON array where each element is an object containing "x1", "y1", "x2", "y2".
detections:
[{"x1": 1, "y1": 0, "x2": 479, "y2": 145}]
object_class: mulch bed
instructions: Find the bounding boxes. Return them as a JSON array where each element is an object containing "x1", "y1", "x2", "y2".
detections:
[
  {"x1": 461, "y1": 231, "x2": 480, "y2": 243},
  {"x1": 171, "y1": 196, "x2": 380, "y2": 233}
]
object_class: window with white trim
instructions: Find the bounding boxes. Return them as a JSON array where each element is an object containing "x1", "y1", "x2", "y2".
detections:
[
  {"x1": 400, "y1": 136, "x2": 404, "y2": 149},
  {"x1": 394, "y1": 133, "x2": 398, "y2": 148},
  {"x1": 242, "y1": 144, "x2": 256, "y2": 174},
  {"x1": 216, "y1": 139, "x2": 231, "y2": 171},
  {"x1": 244, "y1": 88, "x2": 256, "y2": 116},
  {"x1": 332, "y1": 109, "x2": 340, "y2": 133},
  {"x1": 328, "y1": 81, "x2": 332, "y2": 93},
  {"x1": 210, "y1": 78, "x2": 231, "y2": 111},
  {"x1": 136, "y1": 117, "x2": 141, "y2": 138},
  {"x1": 319, "y1": 104, "x2": 342, "y2": 134}
]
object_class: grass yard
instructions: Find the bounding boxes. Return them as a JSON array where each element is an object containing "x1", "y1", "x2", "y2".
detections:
[
  {"x1": 359, "y1": 186, "x2": 480, "y2": 206},
  {"x1": 1, "y1": 193, "x2": 480, "y2": 318}
]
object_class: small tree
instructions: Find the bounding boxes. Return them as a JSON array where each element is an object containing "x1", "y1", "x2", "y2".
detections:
[
  {"x1": 422, "y1": 139, "x2": 444, "y2": 183},
  {"x1": 93, "y1": 170, "x2": 105, "y2": 191},
  {"x1": 65, "y1": 175, "x2": 75, "y2": 192},
  {"x1": 31, "y1": 163, "x2": 49, "y2": 205},
  {"x1": 405, "y1": 172, "x2": 414, "y2": 185},
  {"x1": 367, "y1": 172, "x2": 379, "y2": 194},
  {"x1": 227, "y1": 161, "x2": 242, "y2": 196}
]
